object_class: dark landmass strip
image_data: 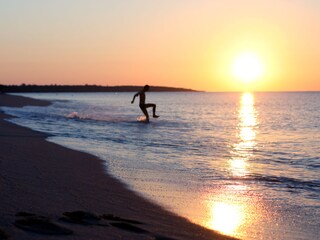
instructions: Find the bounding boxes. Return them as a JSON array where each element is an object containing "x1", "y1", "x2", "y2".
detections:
[{"x1": 0, "y1": 84, "x2": 197, "y2": 93}]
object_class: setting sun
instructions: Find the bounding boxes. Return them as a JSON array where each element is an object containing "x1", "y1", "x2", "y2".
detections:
[{"x1": 231, "y1": 52, "x2": 265, "y2": 83}]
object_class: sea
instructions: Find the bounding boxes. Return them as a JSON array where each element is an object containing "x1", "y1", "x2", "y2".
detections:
[{"x1": 2, "y1": 92, "x2": 319, "y2": 240}]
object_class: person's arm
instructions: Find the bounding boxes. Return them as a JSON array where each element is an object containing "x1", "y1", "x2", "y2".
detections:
[{"x1": 131, "y1": 92, "x2": 139, "y2": 104}]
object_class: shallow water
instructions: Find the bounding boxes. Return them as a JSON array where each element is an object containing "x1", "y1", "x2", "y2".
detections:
[{"x1": 2, "y1": 92, "x2": 320, "y2": 239}]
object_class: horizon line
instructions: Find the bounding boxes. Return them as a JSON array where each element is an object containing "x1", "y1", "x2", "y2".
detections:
[{"x1": 1, "y1": 84, "x2": 319, "y2": 93}]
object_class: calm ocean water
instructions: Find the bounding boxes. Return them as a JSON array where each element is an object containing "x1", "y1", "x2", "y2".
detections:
[{"x1": 2, "y1": 92, "x2": 319, "y2": 239}]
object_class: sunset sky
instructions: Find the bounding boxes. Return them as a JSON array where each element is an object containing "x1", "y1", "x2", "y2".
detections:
[{"x1": 1, "y1": 0, "x2": 320, "y2": 91}]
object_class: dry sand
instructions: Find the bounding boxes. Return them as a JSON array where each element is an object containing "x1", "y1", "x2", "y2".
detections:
[{"x1": 0, "y1": 93, "x2": 235, "y2": 240}]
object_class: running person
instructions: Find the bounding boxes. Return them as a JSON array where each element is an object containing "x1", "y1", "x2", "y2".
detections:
[{"x1": 131, "y1": 85, "x2": 159, "y2": 122}]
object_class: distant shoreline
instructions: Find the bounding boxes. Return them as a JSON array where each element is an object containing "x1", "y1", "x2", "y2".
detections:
[
  {"x1": 1, "y1": 85, "x2": 319, "y2": 93},
  {"x1": 0, "y1": 84, "x2": 197, "y2": 93}
]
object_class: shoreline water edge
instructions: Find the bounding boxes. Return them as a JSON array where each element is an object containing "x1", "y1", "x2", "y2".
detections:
[{"x1": 0, "y1": 93, "x2": 235, "y2": 239}]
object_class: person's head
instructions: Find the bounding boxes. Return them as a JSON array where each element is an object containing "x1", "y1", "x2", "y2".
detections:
[{"x1": 143, "y1": 85, "x2": 150, "y2": 92}]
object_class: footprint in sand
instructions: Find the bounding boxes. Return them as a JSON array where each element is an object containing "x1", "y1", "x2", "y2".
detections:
[
  {"x1": 101, "y1": 213, "x2": 176, "y2": 239},
  {"x1": 60, "y1": 211, "x2": 107, "y2": 226},
  {"x1": 13, "y1": 211, "x2": 177, "y2": 240},
  {"x1": 14, "y1": 212, "x2": 73, "y2": 235}
]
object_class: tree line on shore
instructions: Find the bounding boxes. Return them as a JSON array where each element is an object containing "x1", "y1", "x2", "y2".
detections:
[{"x1": 0, "y1": 84, "x2": 196, "y2": 93}]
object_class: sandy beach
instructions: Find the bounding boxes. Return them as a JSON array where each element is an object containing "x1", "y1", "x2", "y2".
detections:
[{"x1": 0, "y1": 93, "x2": 234, "y2": 240}]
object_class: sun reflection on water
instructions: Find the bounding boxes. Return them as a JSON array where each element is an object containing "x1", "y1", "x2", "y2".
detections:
[
  {"x1": 205, "y1": 92, "x2": 260, "y2": 238},
  {"x1": 230, "y1": 92, "x2": 258, "y2": 177},
  {"x1": 209, "y1": 201, "x2": 244, "y2": 235},
  {"x1": 204, "y1": 187, "x2": 263, "y2": 238}
]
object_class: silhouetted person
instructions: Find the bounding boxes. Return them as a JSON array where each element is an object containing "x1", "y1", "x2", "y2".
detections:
[{"x1": 131, "y1": 85, "x2": 159, "y2": 122}]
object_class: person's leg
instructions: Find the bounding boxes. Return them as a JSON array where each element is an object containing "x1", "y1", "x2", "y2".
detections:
[
  {"x1": 152, "y1": 105, "x2": 159, "y2": 118},
  {"x1": 140, "y1": 106, "x2": 150, "y2": 122},
  {"x1": 145, "y1": 104, "x2": 159, "y2": 118}
]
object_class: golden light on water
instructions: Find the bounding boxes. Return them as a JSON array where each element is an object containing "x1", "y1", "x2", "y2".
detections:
[
  {"x1": 206, "y1": 195, "x2": 246, "y2": 236},
  {"x1": 230, "y1": 158, "x2": 248, "y2": 177},
  {"x1": 209, "y1": 201, "x2": 243, "y2": 235},
  {"x1": 204, "y1": 92, "x2": 260, "y2": 238},
  {"x1": 239, "y1": 92, "x2": 256, "y2": 128},
  {"x1": 204, "y1": 182, "x2": 260, "y2": 238},
  {"x1": 204, "y1": 187, "x2": 265, "y2": 239},
  {"x1": 240, "y1": 126, "x2": 256, "y2": 142},
  {"x1": 230, "y1": 92, "x2": 257, "y2": 177}
]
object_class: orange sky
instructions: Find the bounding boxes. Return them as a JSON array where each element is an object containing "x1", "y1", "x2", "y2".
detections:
[{"x1": 1, "y1": 1, "x2": 320, "y2": 91}]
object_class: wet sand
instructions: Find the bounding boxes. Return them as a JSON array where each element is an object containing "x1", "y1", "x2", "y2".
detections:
[{"x1": 0, "y1": 93, "x2": 235, "y2": 239}]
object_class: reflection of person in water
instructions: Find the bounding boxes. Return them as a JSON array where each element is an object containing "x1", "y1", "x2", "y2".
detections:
[{"x1": 131, "y1": 85, "x2": 159, "y2": 123}]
